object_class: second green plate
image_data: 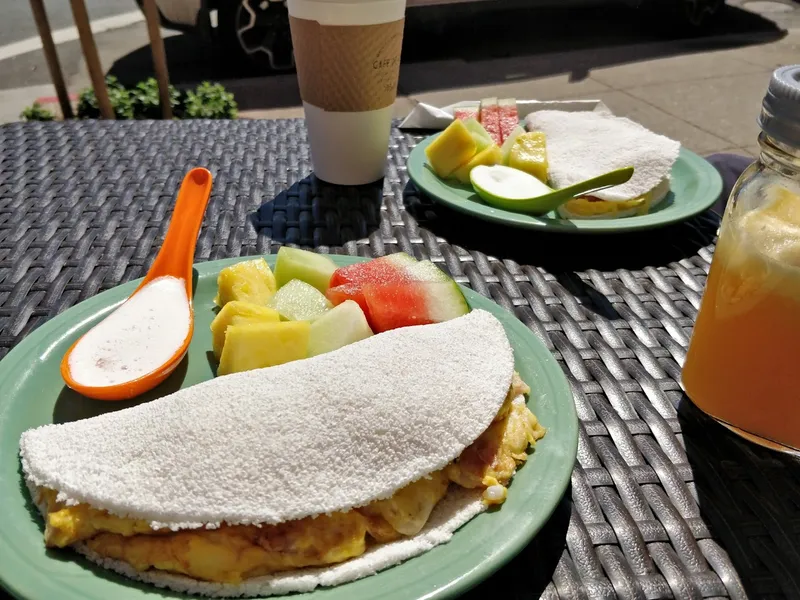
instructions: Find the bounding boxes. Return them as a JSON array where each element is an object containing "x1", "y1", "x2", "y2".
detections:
[{"x1": 406, "y1": 133, "x2": 723, "y2": 233}]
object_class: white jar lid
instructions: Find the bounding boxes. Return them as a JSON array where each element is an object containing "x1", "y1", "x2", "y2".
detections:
[{"x1": 759, "y1": 65, "x2": 800, "y2": 148}]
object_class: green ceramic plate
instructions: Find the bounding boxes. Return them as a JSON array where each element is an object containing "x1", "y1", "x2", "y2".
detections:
[
  {"x1": 0, "y1": 255, "x2": 578, "y2": 600},
  {"x1": 407, "y1": 133, "x2": 723, "y2": 233}
]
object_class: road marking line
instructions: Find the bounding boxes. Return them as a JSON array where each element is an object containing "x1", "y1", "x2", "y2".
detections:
[
  {"x1": 0, "y1": 10, "x2": 145, "y2": 62},
  {"x1": 35, "y1": 94, "x2": 78, "y2": 103}
]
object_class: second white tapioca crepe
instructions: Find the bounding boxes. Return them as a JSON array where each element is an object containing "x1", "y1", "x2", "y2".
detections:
[
  {"x1": 20, "y1": 309, "x2": 514, "y2": 531},
  {"x1": 525, "y1": 110, "x2": 680, "y2": 202}
]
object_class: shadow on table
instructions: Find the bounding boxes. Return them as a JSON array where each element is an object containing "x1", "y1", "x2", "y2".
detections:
[
  {"x1": 462, "y1": 488, "x2": 572, "y2": 599},
  {"x1": 52, "y1": 357, "x2": 189, "y2": 424},
  {"x1": 404, "y1": 181, "x2": 720, "y2": 274},
  {"x1": 249, "y1": 176, "x2": 383, "y2": 247},
  {"x1": 677, "y1": 396, "x2": 800, "y2": 598}
]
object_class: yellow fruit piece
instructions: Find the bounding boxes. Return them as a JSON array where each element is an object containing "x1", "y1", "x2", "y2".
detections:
[
  {"x1": 561, "y1": 196, "x2": 649, "y2": 217},
  {"x1": 451, "y1": 144, "x2": 503, "y2": 185},
  {"x1": 214, "y1": 258, "x2": 277, "y2": 307},
  {"x1": 218, "y1": 321, "x2": 310, "y2": 376},
  {"x1": 210, "y1": 301, "x2": 281, "y2": 360},
  {"x1": 507, "y1": 132, "x2": 548, "y2": 182},
  {"x1": 425, "y1": 120, "x2": 478, "y2": 178}
]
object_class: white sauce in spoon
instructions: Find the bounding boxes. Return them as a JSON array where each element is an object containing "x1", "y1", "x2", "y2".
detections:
[{"x1": 68, "y1": 276, "x2": 191, "y2": 387}]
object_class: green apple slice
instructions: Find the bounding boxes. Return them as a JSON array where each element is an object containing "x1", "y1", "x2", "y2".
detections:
[
  {"x1": 471, "y1": 165, "x2": 553, "y2": 204},
  {"x1": 308, "y1": 300, "x2": 373, "y2": 357},
  {"x1": 471, "y1": 164, "x2": 636, "y2": 216}
]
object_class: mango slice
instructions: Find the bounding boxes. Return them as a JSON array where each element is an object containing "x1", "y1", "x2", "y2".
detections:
[
  {"x1": 425, "y1": 120, "x2": 477, "y2": 178},
  {"x1": 214, "y1": 258, "x2": 277, "y2": 307},
  {"x1": 218, "y1": 321, "x2": 310, "y2": 376},
  {"x1": 210, "y1": 301, "x2": 281, "y2": 360},
  {"x1": 507, "y1": 132, "x2": 548, "y2": 183}
]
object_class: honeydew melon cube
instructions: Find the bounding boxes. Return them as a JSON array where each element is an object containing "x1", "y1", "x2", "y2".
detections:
[
  {"x1": 308, "y1": 300, "x2": 373, "y2": 357},
  {"x1": 268, "y1": 279, "x2": 332, "y2": 321}
]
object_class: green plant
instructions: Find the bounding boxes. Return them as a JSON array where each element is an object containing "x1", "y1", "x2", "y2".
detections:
[
  {"x1": 71, "y1": 77, "x2": 238, "y2": 120},
  {"x1": 131, "y1": 78, "x2": 183, "y2": 119},
  {"x1": 184, "y1": 82, "x2": 238, "y2": 119},
  {"x1": 77, "y1": 76, "x2": 134, "y2": 120},
  {"x1": 20, "y1": 102, "x2": 55, "y2": 122}
]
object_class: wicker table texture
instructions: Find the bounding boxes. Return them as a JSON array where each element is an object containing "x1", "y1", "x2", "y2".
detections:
[{"x1": 1, "y1": 119, "x2": 798, "y2": 600}]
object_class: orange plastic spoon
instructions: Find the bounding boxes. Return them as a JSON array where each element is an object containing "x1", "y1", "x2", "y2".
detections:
[{"x1": 60, "y1": 167, "x2": 213, "y2": 400}]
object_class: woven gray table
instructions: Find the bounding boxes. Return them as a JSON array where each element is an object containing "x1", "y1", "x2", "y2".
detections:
[{"x1": 1, "y1": 119, "x2": 799, "y2": 600}]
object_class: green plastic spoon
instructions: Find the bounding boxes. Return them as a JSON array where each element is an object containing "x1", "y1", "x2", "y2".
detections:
[{"x1": 470, "y1": 165, "x2": 635, "y2": 215}]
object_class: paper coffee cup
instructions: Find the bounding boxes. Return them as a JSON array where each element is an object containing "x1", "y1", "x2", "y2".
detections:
[{"x1": 288, "y1": 0, "x2": 406, "y2": 185}]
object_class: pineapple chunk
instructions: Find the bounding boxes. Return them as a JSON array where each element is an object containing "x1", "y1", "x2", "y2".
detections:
[
  {"x1": 451, "y1": 144, "x2": 503, "y2": 184},
  {"x1": 425, "y1": 120, "x2": 478, "y2": 178},
  {"x1": 214, "y1": 258, "x2": 277, "y2": 307},
  {"x1": 210, "y1": 301, "x2": 281, "y2": 360},
  {"x1": 507, "y1": 132, "x2": 548, "y2": 182},
  {"x1": 218, "y1": 321, "x2": 310, "y2": 376}
]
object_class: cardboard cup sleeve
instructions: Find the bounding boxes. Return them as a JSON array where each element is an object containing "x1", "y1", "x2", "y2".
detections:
[{"x1": 290, "y1": 16, "x2": 405, "y2": 113}]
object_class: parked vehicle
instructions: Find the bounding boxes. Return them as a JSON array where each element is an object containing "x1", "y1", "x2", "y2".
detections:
[
  {"x1": 137, "y1": 0, "x2": 294, "y2": 70},
  {"x1": 138, "y1": 0, "x2": 725, "y2": 71}
]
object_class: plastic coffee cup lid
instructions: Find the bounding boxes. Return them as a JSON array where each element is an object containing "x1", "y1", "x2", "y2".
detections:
[{"x1": 759, "y1": 64, "x2": 800, "y2": 149}]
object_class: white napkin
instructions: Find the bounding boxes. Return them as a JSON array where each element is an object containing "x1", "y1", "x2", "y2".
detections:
[
  {"x1": 526, "y1": 110, "x2": 681, "y2": 202},
  {"x1": 398, "y1": 99, "x2": 611, "y2": 130}
]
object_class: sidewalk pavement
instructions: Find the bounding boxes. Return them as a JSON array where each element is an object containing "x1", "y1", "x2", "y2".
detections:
[
  {"x1": 240, "y1": 30, "x2": 800, "y2": 158},
  {"x1": 0, "y1": 84, "x2": 63, "y2": 123},
  {"x1": 4, "y1": 19, "x2": 799, "y2": 159}
]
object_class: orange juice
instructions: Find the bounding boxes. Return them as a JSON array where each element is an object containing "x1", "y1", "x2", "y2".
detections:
[{"x1": 683, "y1": 188, "x2": 800, "y2": 450}]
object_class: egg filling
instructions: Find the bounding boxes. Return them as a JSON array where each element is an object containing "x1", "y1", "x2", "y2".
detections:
[
  {"x1": 559, "y1": 178, "x2": 671, "y2": 218},
  {"x1": 37, "y1": 373, "x2": 544, "y2": 584},
  {"x1": 561, "y1": 194, "x2": 651, "y2": 217}
]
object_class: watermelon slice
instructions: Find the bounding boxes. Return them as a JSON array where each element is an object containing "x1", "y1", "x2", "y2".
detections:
[
  {"x1": 363, "y1": 281, "x2": 469, "y2": 333},
  {"x1": 327, "y1": 253, "x2": 419, "y2": 321},
  {"x1": 454, "y1": 105, "x2": 479, "y2": 121},
  {"x1": 479, "y1": 97, "x2": 502, "y2": 145},
  {"x1": 327, "y1": 254, "x2": 467, "y2": 332},
  {"x1": 329, "y1": 253, "x2": 417, "y2": 288},
  {"x1": 498, "y1": 98, "x2": 519, "y2": 143},
  {"x1": 326, "y1": 283, "x2": 371, "y2": 320}
]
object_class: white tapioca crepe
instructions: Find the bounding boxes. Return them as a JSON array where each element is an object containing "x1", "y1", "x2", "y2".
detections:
[
  {"x1": 20, "y1": 309, "x2": 517, "y2": 597},
  {"x1": 525, "y1": 110, "x2": 681, "y2": 203}
]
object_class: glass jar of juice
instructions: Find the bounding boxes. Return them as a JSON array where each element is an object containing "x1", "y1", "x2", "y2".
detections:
[{"x1": 683, "y1": 65, "x2": 800, "y2": 454}]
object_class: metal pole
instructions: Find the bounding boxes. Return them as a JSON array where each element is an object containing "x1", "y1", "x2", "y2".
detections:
[
  {"x1": 28, "y1": 0, "x2": 73, "y2": 119},
  {"x1": 141, "y1": 0, "x2": 173, "y2": 119},
  {"x1": 69, "y1": 0, "x2": 114, "y2": 119}
]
